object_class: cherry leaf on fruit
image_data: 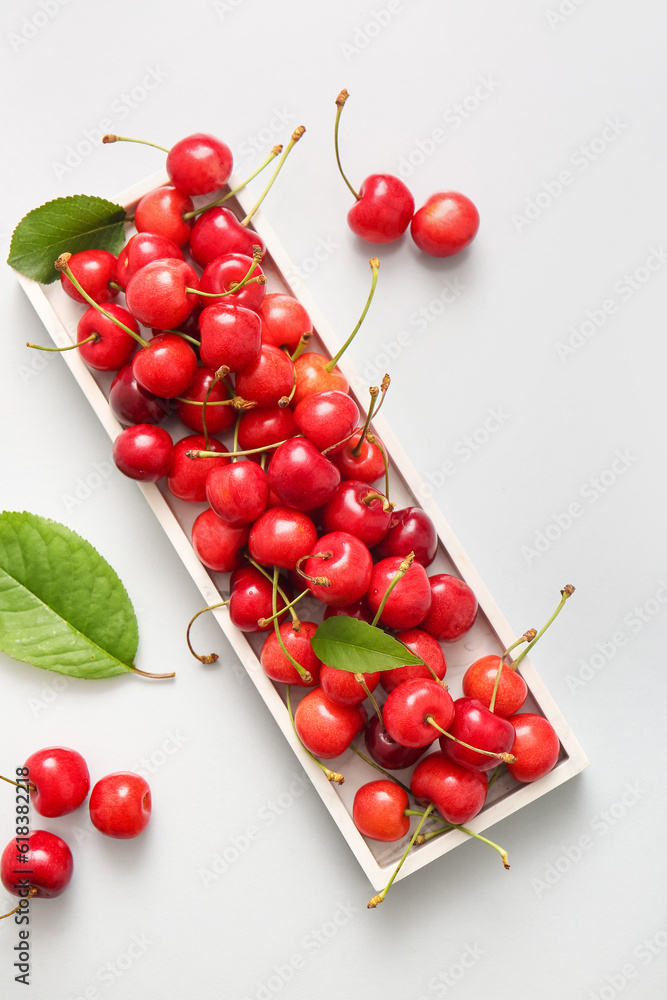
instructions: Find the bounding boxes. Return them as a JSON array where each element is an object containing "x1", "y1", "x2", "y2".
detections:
[
  {"x1": 7, "y1": 195, "x2": 127, "y2": 284},
  {"x1": 0, "y1": 511, "x2": 139, "y2": 679},
  {"x1": 311, "y1": 616, "x2": 424, "y2": 674}
]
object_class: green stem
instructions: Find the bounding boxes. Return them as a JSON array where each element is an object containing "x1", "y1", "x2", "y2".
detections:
[
  {"x1": 183, "y1": 146, "x2": 283, "y2": 219},
  {"x1": 241, "y1": 126, "x2": 306, "y2": 227},
  {"x1": 325, "y1": 257, "x2": 379, "y2": 372},
  {"x1": 258, "y1": 588, "x2": 310, "y2": 628},
  {"x1": 271, "y1": 568, "x2": 311, "y2": 683},
  {"x1": 185, "y1": 436, "x2": 294, "y2": 460},
  {"x1": 286, "y1": 685, "x2": 343, "y2": 783},
  {"x1": 417, "y1": 823, "x2": 510, "y2": 869},
  {"x1": 102, "y1": 134, "x2": 170, "y2": 153},
  {"x1": 26, "y1": 332, "x2": 99, "y2": 352},
  {"x1": 333, "y1": 89, "x2": 360, "y2": 200},
  {"x1": 349, "y1": 744, "x2": 411, "y2": 797},
  {"x1": 352, "y1": 386, "x2": 379, "y2": 457},
  {"x1": 511, "y1": 585, "x2": 575, "y2": 672},
  {"x1": 0, "y1": 775, "x2": 35, "y2": 791},
  {"x1": 368, "y1": 804, "x2": 434, "y2": 908},
  {"x1": 290, "y1": 332, "x2": 312, "y2": 362},
  {"x1": 488, "y1": 633, "x2": 533, "y2": 714},
  {"x1": 185, "y1": 600, "x2": 230, "y2": 663},
  {"x1": 55, "y1": 256, "x2": 148, "y2": 348},
  {"x1": 367, "y1": 432, "x2": 390, "y2": 501},
  {"x1": 426, "y1": 716, "x2": 516, "y2": 764},
  {"x1": 245, "y1": 557, "x2": 297, "y2": 623},
  {"x1": 371, "y1": 552, "x2": 415, "y2": 627}
]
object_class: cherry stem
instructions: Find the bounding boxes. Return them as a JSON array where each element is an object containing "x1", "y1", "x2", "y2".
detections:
[
  {"x1": 241, "y1": 126, "x2": 306, "y2": 227},
  {"x1": 182, "y1": 147, "x2": 283, "y2": 219},
  {"x1": 368, "y1": 803, "x2": 434, "y2": 908},
  {"x1": 321, "y1": 427, "x2": 363, "y2": 457},
  {"x1": 333, "y1": 89, "x2": 360, "y2": 200},
  {"x1": 1, "y1": 888, "x2": 37, "y2": 920},
  {"x1": 417, "y1": 823, "x2": 510, "y2": 869},
  {"x1": 164, "y1": 329, "x2": 201, "y2": 348},
  {"x1": 257, "y1": 588, "x2": 310, "y2": 628},
  {"x1": 185, "y1": 600, "x2": 230, "y2": 663},
  {"x1": 290, "y1": 332, "x2": 312, "y2": 362},
  {"x1": 404, "y1": 809, "x2": 427, "y2": 817},
  {"x1": 295, "y1": 552, "x2": 332, "y2": 588},
  {"x1": 186, "y1": 275, "x2": 266, "y2": 299},
  {"x1": 244, "y1": 557, "x2": 299, "y2": 625},
  {"x1": 349, "y1": 744, "x2": 411, "y2": 796},
  {"x1": 425, "y1": 716, "x2": 516, "y2": 763},
  {"x1": 200, "y1": 369, "x2": 225, "y2": 451},
  {"x1": 0, "y1": 776, "x2": 35, "y2": 791},
  {"x1": 186, "y1": 435, "x2": 295, "y2": 460},
  {"x1": 54, "y1": 255, "x2": 149, "y2": 348},
  {"x1": 278, "y1": 366, "x2": 297, "y2": 408},
  {"x1": 271, "y1": 567, "x2": 312, "y2": 683},
  {"x1": 26, "y1": 332, "x2": 99, "y2": 352},
  {"x1": 354, "y1": 674, "x2": 384, "y2": 723},
  {"x1": 285, "y1": 685, "x2": 342, "y2": 782},
  {"x1": 366, "y1": 431, "x2": 390, "y2": 501},
  {"x1": 510, "y1": 585, "x2": 575, "y2": 672},
  {"x1": 487, "y1": 765, "x2": 504, "y2": 790},
  {"x1": 128, "y1": 665, "x2": 176, "y2": 679},
  {"x1": 371, "y1": 552, "x2": 415, "y2": 627},
  {"x1": 352, "y1": 386, "x2": 379, "y2": 457},
  {"x1": 361, "y1": 491, "x2": 394, "y2": 513},
  {"x1": 372, "y1": 373, "x2": 391, "y2": 419},
  {"x1": 425, "y1": 664, "x2": 447, "y2": 686},
  {"x1": 175, "y1": 396, "x2": 248, "y2": 407},
  {"x1": 325, "y1": 258, "x2": 379, "y2": 373},
  {"x1": 102, "y1": 134, "x2": 169, "y2": 153},
  {"x1": 488, "y1": 631, "x2": 534, "y2": 714}
]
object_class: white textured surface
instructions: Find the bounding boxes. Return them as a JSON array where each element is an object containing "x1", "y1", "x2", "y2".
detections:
[{"x1": 1, "y1": 2, "x2": 665, "y2": 998}]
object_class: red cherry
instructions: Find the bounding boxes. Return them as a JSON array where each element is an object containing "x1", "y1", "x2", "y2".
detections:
[
  {"x1": 411, "y1": 752, "x2": 488, "y2": 826},
  {"x1": 237, "y1": 405, "x2": 296, "y2": 451},
  {"x1": 348, "y1": 174, "x2": 415, "y2": 243},
  {"x1": 367, "y1": 556, "x2": 432, "y2": 629},
  {"x1": 206, "y1": 460, "x2": 269, "y2": 524},
  {"x1": 134, "y1": 186, "x2": 194, "y2": 247},
  {"x1": 1, "y1": 830, "x2": 73, "y2": 899},
  {"x1": 410, "y1": 191, "x2": 480, "y2": 258},
  {"x1": 292, "y1": 352, "x2": 349, "y2": 407},
  {"x1": 506, "y1": 714, "x2": 561, "y2": 783},
  {"x1": 440, "y1": 697, "x2": 515, "y2": 772},
  {"x1": 332, "y1": 433, "x2": 386, "y2": 483},
  {"x1": 294, "y1": 687, "x2": 366, "y2": 759},
  {"x1": 166, "y1": 132, "x2": 233, "y2": 195},
  {"x1": 191, "y1": 509, "x2": 250, "y2": 573},
  {"x1": 125, "y1": 258, "x2": 200, "y2": 330},
  {"x1": 248, "y1": 508, "x2": 318, "y2": 571},
  {"x1": 113, "y1": 424, "x2": 173, "y2": 481},
  {"x1": 199, "y1": 302, "x2": 262, "y2": 373},
  {"x1": 234, "y1": 344, "x2": 295, "y2": 408},
  {"x1": 320, "y1": 664, "x2": 379, "y2": 706},
  {"x1": 228, "y1": 567, "x2": 288, "y2": 633},
  {"x1": 320, "y1": 480, "x2": 392, "y2": 546},
  {"x1": 23, "y1": 747, "x2": 90, "y2": 817},
  {"x1": 420, "y1": 574, "x2": 478, "y2": 642},
  {"x1": 189, "y1": 207, "x2": 265, "y2": 267},
  {"x1": 380, "y1": 629, "x2": 447, "y2": 694},
  {"x1": 293, "y1": 390, "x2": 360, "y2": 453},
  {"x1": 462, "y1": 655, "x2": 528, "y2": 717},
  {"x1": 374, "y1": 507, "x2": 438, "y2": 567},
  {"x1": 353, "y1": 780, "x2": 410, "y2": 842},
  {"x1": 176, "y1": 366, "x2": 236, "y2": 435},
  {"x1": 268, "y1": 438, "x2": 341, "y2": 512},
  {"x1": 132, "y1": 333, "x2": 198, "y2": 399},
  {"x1": 89, "y1": 772, "x2": 151, "y2": 839},
  {"x1": 364, "y1": 715, "x2": 427, "y2": 771},
  {"x1": 167, "y1": 434, "x2": 230, "y2": 503},
  {"x1": 302, "y1": 531, "x2": 373, "y2": 607},
  {"x1": 260, "y1": 621, "x2": 321, "y2": 687},
  {"x1": 59, "y1": 249, "x2": 118, "y2": 304},
  {"x1": 116, "y1": 232, "x2": 184, "y2": 290},
  {"x1": 76, "y1": 304, "x2": 138, "y2": 371},
  {"x1": 109, "y1": 363, "x2": 171, "y2": 426},
  {"x1": 199, "y1": 253, "x2": 265, "y2": 312},
  {"x1": 258, "y1": 293, "x2": 312, "y2": 350},
  {"x1": 383, "y1": 677, "x2": 454, "y2": 747}
]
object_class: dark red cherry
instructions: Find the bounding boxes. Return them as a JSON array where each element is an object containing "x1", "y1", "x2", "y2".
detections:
[
  {"x1": 375, "y1": 507, "x2": 438, "y2": 567},
  {"x1": 176, "y1": 366, "x2": 236, "y2": 435},
  {"x1": 364, "y1": 715, "x2": 427, "y2": 771},
  {"x1": 112, "y1": 424, "x2": 173, "y2": 482},
  {"x1": 109, "y1": 364, "x2": 171, "y2": 426}
]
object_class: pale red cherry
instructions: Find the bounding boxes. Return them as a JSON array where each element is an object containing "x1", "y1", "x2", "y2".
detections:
[
  {"x1": 292, "y1": 352, "x2": 349, "y2": 407},
  {"x1": 294, "y1": 687, "x2": 367, "y2": 759},
  {"x1": 411, "y1": 752, "x2": 488, "y2": 826},
  {"x1": 260, "y1": 621, "x2": 321, "y2": 687},
  {"x1": 420, "y1": 574, "x2": 478, "y2": 642},
  {"x1": 380, "y1": 629, "x2": 447, "y2": 693},
  {"x1": 191, "y1": 508, "x2": 250, "y2": 573},
  {"x1": 234, "y1": 345, "x2": 295, "y2": 408},
  {"x1": 320, "y1": 664, "x2": 380, "y2": 706},
  {"x1": 506, "y1": 714, "x2": 561, "y2": 783},
  {"x1": 205, "y1": 461, "x2": 269, "y2": 524},
  {"x1": 353, "y1": 781, "x2": 410, "y2": 842},
  {"x1": 410, "y1": 191, "x2": 479, "y2": 258},
  {"x1": 199, "y1": 302, "x2": 262, "y2": 373},
  {"x1": 462, "y1": 655, "x2": 527, "y2": 717},
  {"x1": 248, "y1": 508, "x2": 318, "y2": 570},
  {"x1": 293, "y1": 391, "x2": 360, "y2": 453},
  {"x1": 367, "y1": 556, "x2": 432, "y2": 629},
  {"x1": 258, "y1": 293, "x2": 312, "y2": 351},
  {"x1": 134, "y1": 186, "x2": 194, "y2": 247}
]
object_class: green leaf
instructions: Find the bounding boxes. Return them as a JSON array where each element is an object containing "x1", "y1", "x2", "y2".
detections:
[
  {"x1": 0, "y1": 512, "x2": 138, "y2": 679},
  {"x1": 7, "y1": 195, "x2": 127, "y2": 284},
  {"x1": 311, "y1": 616, "x2": 425, "y2": 674}
]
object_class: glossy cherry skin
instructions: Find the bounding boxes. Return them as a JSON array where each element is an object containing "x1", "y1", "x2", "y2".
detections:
[
  {"x1": 292, "y1": 353, "x2": 349, "y2": 407},
  {"x1": 383, "y1": 678, "x2": 454, "y2": 747},
  {"x1": 323, "y1": 596, "x2": 373, "y2": 623},
  {"x1": 116, "y1": 232, "x2": 184, "y2": 290},
  {"x1": 248, "y1": 508, "x2": 318, "y2": 570},
  {"x1": 320, "y1": 480, "x2": 392, "y2": 546},
  {"x1": 237, "y1": 405, "x2": 296, "y2": 452},
  {"x1": 260, "y1": 621, "x2": 321, "y2": 687},
  {"x1": 353, "y1": 780, "x2": 410, "y2": 842},
  {"x1": 440, "y1": 697, "x2": 515, "y2": 772},
  {"x1": 294, "y1": 687, "x2": 367, "y2": 759},
  {"x1": 302, "y1": 531, "x2": 373, "y2": 607},
  {"x1": 60, "y1": 249, "x2": 118, "y2": 304},
  {"x1": 420, "y1": 574, "x2": 478, "y2": 643},
  {"x1": 410, "y1": 191, "x2": 480, "y2": 258},
  {"x1": 506, "y1": 714, "x2": 561, "y2": 783},
  {"x1": 23, "y1": 747, "x2": 90, "y2": 817},
  {"x1": 367, "y1": 556, "x2": 432, "y2": 629},
  {"x1": 258, "y1": 293, "x2": 312, "y2": 351},
  {"x1": 268, "y1": 438, "x2": 341, "y2": 512},
  {"x1": 89, "y1": 772, "x2": 151, "y2": 839},
  {"x1": 109, "y1": 364, "x2": 171, "y2": 426},
  {"x1": 191, "y1": 509, "x2": 250, "y2": 573},
  {"x1": 234, "y1": 345, "x2": 295, "y2": 408},
  {"x1": 167, "y1": 435, "x2": 230, "y2": 503},
  {"x1": 189, "y1": 207, "x2": 266, "y2": 267},
  {"x1": 76, "y1": 304, "x2": 138, "y2": 371},
  {"x1": 293, "y1": 391, "x2": 360, "y2": 453},
  {"x1": 364, "y1": 715, "x2": 427, "y2": 770},
  {"x1": 166, "y1": 132, "x2": 233, "y2": 195},
  {"x1": 462, "y1": 655, "x2": 528, "y2": 717},
  {"x1": 199, "y1": 302, "x2": 262, "y2": 373},
  {"x1": 176, "y1": 366, "x2": 236, "y2": 435},
  {"x1": 200, "y1": 252, "x2": 265, "y2": 312},
  {"x1": 1, "y1": 830, "x2": 73, "y2": 899},
  {"x1": 132, "y1": 333, "x2": 198, "y2": 399},
  {"x1": 206, "y1": 460, "x2": 269, "y2": 524},
  {"x1": 134, "y1": 186, "x2": 194, "y2": 247},
  {"x1": 348, "y1": 174, "x2": 415, "y2": 243},
  {"x1": 332, "y1": 433, "x2": 386, "y2": 483},
  {"x1": 380, "y1": 629, "x2": 447, "y2": 694},
  {"x1": 320, "y1": 664, "x2": 379, "y2": 706},
  {"x1": 375, "y1": 507, "x2": 438, "y2": 567},
  {"x1": 228, "y1": 567, "x2": 289, "y2": 632},
  {"x1": 411, "y1": 752, "x2": 488, "y2": 826},
  {"x1": 125, "y1": 258, "x2": 200, "y2": 330},
  {"x1": 113, "y1": 424, "x2": 173, "y2": 481}
]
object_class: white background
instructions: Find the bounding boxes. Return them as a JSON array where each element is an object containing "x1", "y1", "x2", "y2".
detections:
[{"x1": 1, "y1": 1, "x2": 666, "y2": 998}]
